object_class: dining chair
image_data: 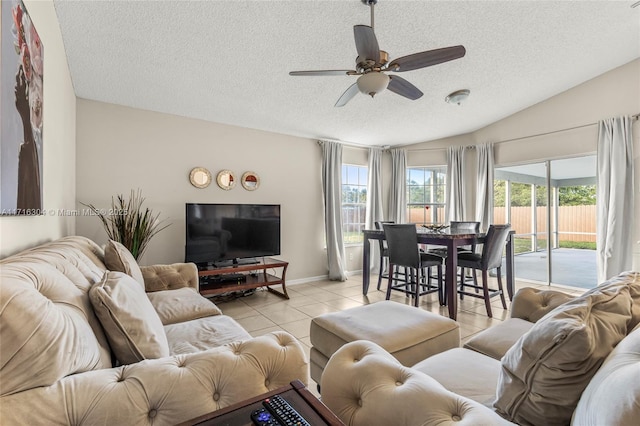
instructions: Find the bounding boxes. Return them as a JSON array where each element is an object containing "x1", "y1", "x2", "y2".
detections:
[
  {"x1": 426, "y1": 221, "x2": 480, "y2": 291},
  {"x1": 450, "y1": 221, "x2": 481, "y2": 233},
  {"x1": 427, "y1": 221, "x2": 480, "y2": 257},
  {"x1": 374, "y1": 221, "x2": 394, "y2": 290},
  {"x1": 450, "y1": 221, "x2": 481, "y2": 250},
  {"x1": 456, "y1": 224, "x2": 511, "y2": 317},
  {"x1": 383, "y1": 224, "x2": 444, "y2": 307}
]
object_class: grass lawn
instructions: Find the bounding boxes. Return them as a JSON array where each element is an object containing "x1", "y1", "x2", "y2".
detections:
[{"x1": 513, "y1": 237, "x2": 596, "y2": 253}]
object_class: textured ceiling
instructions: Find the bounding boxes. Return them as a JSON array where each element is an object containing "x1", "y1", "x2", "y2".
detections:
[{"x1": 53, "y1": 0, "x2": 640, "y2": 147}]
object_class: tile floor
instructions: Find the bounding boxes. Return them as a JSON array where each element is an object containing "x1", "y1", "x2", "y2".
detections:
[{"x1": 214, "y1": 274, "x2": 583, "y2": 396}]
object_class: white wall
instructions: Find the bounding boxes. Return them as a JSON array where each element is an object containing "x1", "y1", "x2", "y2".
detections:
[
  {"x1": 75, "y1": 100, "x2": 327, "y2": 281},
  {"x1": 0, "y1": 0, "x2": 76, "y2": 257}
]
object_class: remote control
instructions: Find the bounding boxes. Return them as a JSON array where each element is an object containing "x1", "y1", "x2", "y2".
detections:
[
  {"x1": 250, "y1": 407, "x2": 283, "y2": 426},
  {"x1": 262, "y1": 395, "x2": 311, "y2": 426}
]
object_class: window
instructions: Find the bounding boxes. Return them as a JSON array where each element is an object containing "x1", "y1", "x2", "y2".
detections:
[
  {"x1": 342, "y1": 164, "x2": 367, "y2": 244},
  {"x1": 406, "y1": 167, "x2": 446, "y2": 224}
]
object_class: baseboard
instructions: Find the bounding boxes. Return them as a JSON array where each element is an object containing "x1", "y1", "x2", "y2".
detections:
[
  {"x1": 287, "y1": 275, "x2": 329, "y2": 285},
  {"x1": 287, "y1": 270, "x2": 362, "y2": 286}
]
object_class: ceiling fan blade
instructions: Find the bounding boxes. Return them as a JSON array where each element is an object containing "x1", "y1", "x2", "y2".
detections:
[
  {"x1": 389, "y1": 45, "x2": 466, "y2": 72},
  {"x1": 354, "y1": 25, "x2": 380, "y2": 63},
  {"x1": 289, "y1": 70, "x2": 356, "y2": 76},
  {"x1": 387, "y1": 75, "x2": 423, "y2": 100},
  {"x1": 335, "y1": 83, "x2": 359, "y2": 107}
]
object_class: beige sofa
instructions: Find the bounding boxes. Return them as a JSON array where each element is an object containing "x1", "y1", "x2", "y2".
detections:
[
  {"x1": 0, "y1": 236, "x2": 308, "y2": 425},
  {"x1": 321, "y1": 271, "x2": 640, "y2": 426}
]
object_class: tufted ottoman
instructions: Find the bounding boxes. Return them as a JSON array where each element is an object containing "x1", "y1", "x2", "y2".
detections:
[{"x1": 309, "y1": 300, "x2": 460, "y2": 384}]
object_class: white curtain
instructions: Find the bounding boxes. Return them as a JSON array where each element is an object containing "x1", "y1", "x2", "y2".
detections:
[
  {"x1": 366, "y1": 147, "x2": 384, "y2": 270},
  {"x1": 475, "y1": 143, "x2": 494, "y2": 232},
  {"x1": 596, "y1": 116, "x2": 634, "y2": 282},
  {"x1": 446, "y1": 146, "x2": 466, "y2": 222},
  {"x1": 320, "y1": 140, "x2": 347, "y2": 281},
  {"x1": 389, "y1": 148, "x2": 407, "y2": 223}
]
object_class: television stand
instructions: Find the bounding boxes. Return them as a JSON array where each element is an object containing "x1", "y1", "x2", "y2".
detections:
[{"x1": 197, "y1": 258, "x2": 289, "y2": 299}]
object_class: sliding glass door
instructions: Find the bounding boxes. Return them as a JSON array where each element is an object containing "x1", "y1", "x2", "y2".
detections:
[
  {"x1": 494, "y1": 156, "x2": 596, "y2": 289},
  {"x1": 550, "y1": 157, "x2": 597, "y2": 288}
]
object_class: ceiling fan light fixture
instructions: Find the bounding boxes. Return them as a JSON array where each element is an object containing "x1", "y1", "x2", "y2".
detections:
[
  {"x1": 445, "y1": 89, "x2": 470, "y2": 105},
  {"x1": 357, "y1": 72, "x2": 389, "y2": 97}
]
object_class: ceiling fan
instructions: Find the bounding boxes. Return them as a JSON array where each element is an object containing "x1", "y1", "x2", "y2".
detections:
[{"x1": 289, "y1": 0, "x2": 466, "y2": 107}]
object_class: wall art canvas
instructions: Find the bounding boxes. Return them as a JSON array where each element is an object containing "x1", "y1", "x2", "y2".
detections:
[{"x1": 1, "y1": 0, "x2": 44, "y2": 215}]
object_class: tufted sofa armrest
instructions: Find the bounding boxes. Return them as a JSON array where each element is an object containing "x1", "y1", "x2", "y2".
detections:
[
  {"x1": 321, "y1": 340, "x2": 515, "y2": 426},
  {"x1": 510, "y1": 287, "x2": 575, "y2": 323},
  {"x1": 141, "y1": 262, "x2": 199, "y2": 293},
  {"x1": 0, "y1": 332, "x2": 308, "y2": 425}
]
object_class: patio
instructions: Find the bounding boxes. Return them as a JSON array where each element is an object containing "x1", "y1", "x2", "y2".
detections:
[{"x1": 509, "y1": 248, "x2": 597, "y2": 290}]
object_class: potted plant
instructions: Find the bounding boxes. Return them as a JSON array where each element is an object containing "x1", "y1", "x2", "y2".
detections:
[{"x1": 83, "y1": 189, "x2": 169, "y2": 260}]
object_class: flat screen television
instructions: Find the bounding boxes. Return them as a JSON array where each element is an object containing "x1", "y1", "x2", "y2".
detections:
[{"x1": 185, "y1": 203, "x2": 281, "y2": 267}]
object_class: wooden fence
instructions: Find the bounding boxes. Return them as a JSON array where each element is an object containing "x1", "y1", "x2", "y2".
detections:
[
  {"x1": 406, "y1": 205, "x2": 596, "y2": 243},
  {"x1": 494, "y1": 205, "x2": 596, "y2": 242}
]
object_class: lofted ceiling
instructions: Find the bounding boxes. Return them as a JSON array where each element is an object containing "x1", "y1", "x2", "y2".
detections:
[{"x1": 53, "y1": 0, "x2": 640, "y2": 147}]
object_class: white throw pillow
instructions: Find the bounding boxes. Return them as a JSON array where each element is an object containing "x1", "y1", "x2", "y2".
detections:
[
  {"x1": 572, "y1": 323, "x2": 640, "y2": 425},
  {"x1": 90, "y1": 271, "x2": 169, "y2": 364}
]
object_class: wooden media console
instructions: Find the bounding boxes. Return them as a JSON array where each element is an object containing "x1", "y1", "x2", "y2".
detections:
[{"x1": 197, "y1": 257, "x2": 289, "y2": 299}]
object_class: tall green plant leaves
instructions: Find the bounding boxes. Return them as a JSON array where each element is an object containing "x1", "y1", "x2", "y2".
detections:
[{"x1": 83, "y1": 190, "x2": 169, "y2": 259}]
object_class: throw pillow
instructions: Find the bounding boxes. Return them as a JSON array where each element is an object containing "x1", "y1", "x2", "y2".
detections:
[
  {"x1": 572, "y1": 323, "x2": 640, "y2": 425},
  {"x1": 494, "y1": 283, "x2": 633, "y2": 426},
  {"x1": 588, "y1": 271, "x2": 640, "y2": 331},
  {"x1": 146, "y1": 287, "x2": 222, "y2": 325},
  {"x1": 104, "y1": 240, "x2": 145, "y2": 288},
  {"x1": 89, "y1": 271, "x2": 169, "y2": 364}
]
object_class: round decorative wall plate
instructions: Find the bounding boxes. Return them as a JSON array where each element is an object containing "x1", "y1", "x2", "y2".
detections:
[
  {"x1": 189, "y1": 167, "x2": 212, "y2": 188},
  {"x1": 216, "y1": 170, "x2": 236, "y2": 190},
  {"x1": 241, "y1": 171, "x2": 260, "y2": 191}
]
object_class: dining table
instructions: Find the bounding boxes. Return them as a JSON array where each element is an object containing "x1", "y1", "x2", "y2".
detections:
[{"x1": 361, "y1": 227, "x2": 516, "y2": 320}]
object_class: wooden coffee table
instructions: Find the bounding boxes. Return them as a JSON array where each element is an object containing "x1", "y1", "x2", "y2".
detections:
[{"x1": 178, "y1": 380, "x2": 344, "y2": 426}]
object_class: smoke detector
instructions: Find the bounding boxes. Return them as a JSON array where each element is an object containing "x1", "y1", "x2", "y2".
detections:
[{"x1": 445, "y1": 89, "x2": 470, "y2": 105}]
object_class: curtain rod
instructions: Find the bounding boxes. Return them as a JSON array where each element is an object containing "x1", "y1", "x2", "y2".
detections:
[
  {"x1": 316, "y1": 139, "x2": 374, "y2": 149},
  {"x1": 407, "y1": 145, "x2": 476, "y2": 153},
  {"x1": 494, "y1": 122, "x2": 597, "y2": 146},
  {"x1": 496, "y1": 113, "x2": 639, "y2": 146},
  {"x1": 407, "y1": 113, "x2": 639, "y2": 151}
]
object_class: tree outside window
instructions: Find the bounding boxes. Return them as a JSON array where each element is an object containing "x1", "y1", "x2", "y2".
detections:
[
  {"x1": 494, "y1": 180, "x2": 596, "y2": 207},
  {"x1": 342, "y1": 165, "x2": 367, "y2": 244},
  {"x1": 406, "y1": 167, "x2": 446, "y2": 224}
]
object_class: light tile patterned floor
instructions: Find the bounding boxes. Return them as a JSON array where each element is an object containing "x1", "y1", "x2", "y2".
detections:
[{"x1": 215, "y1": 274, "x2": 583, "y2": 397}]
